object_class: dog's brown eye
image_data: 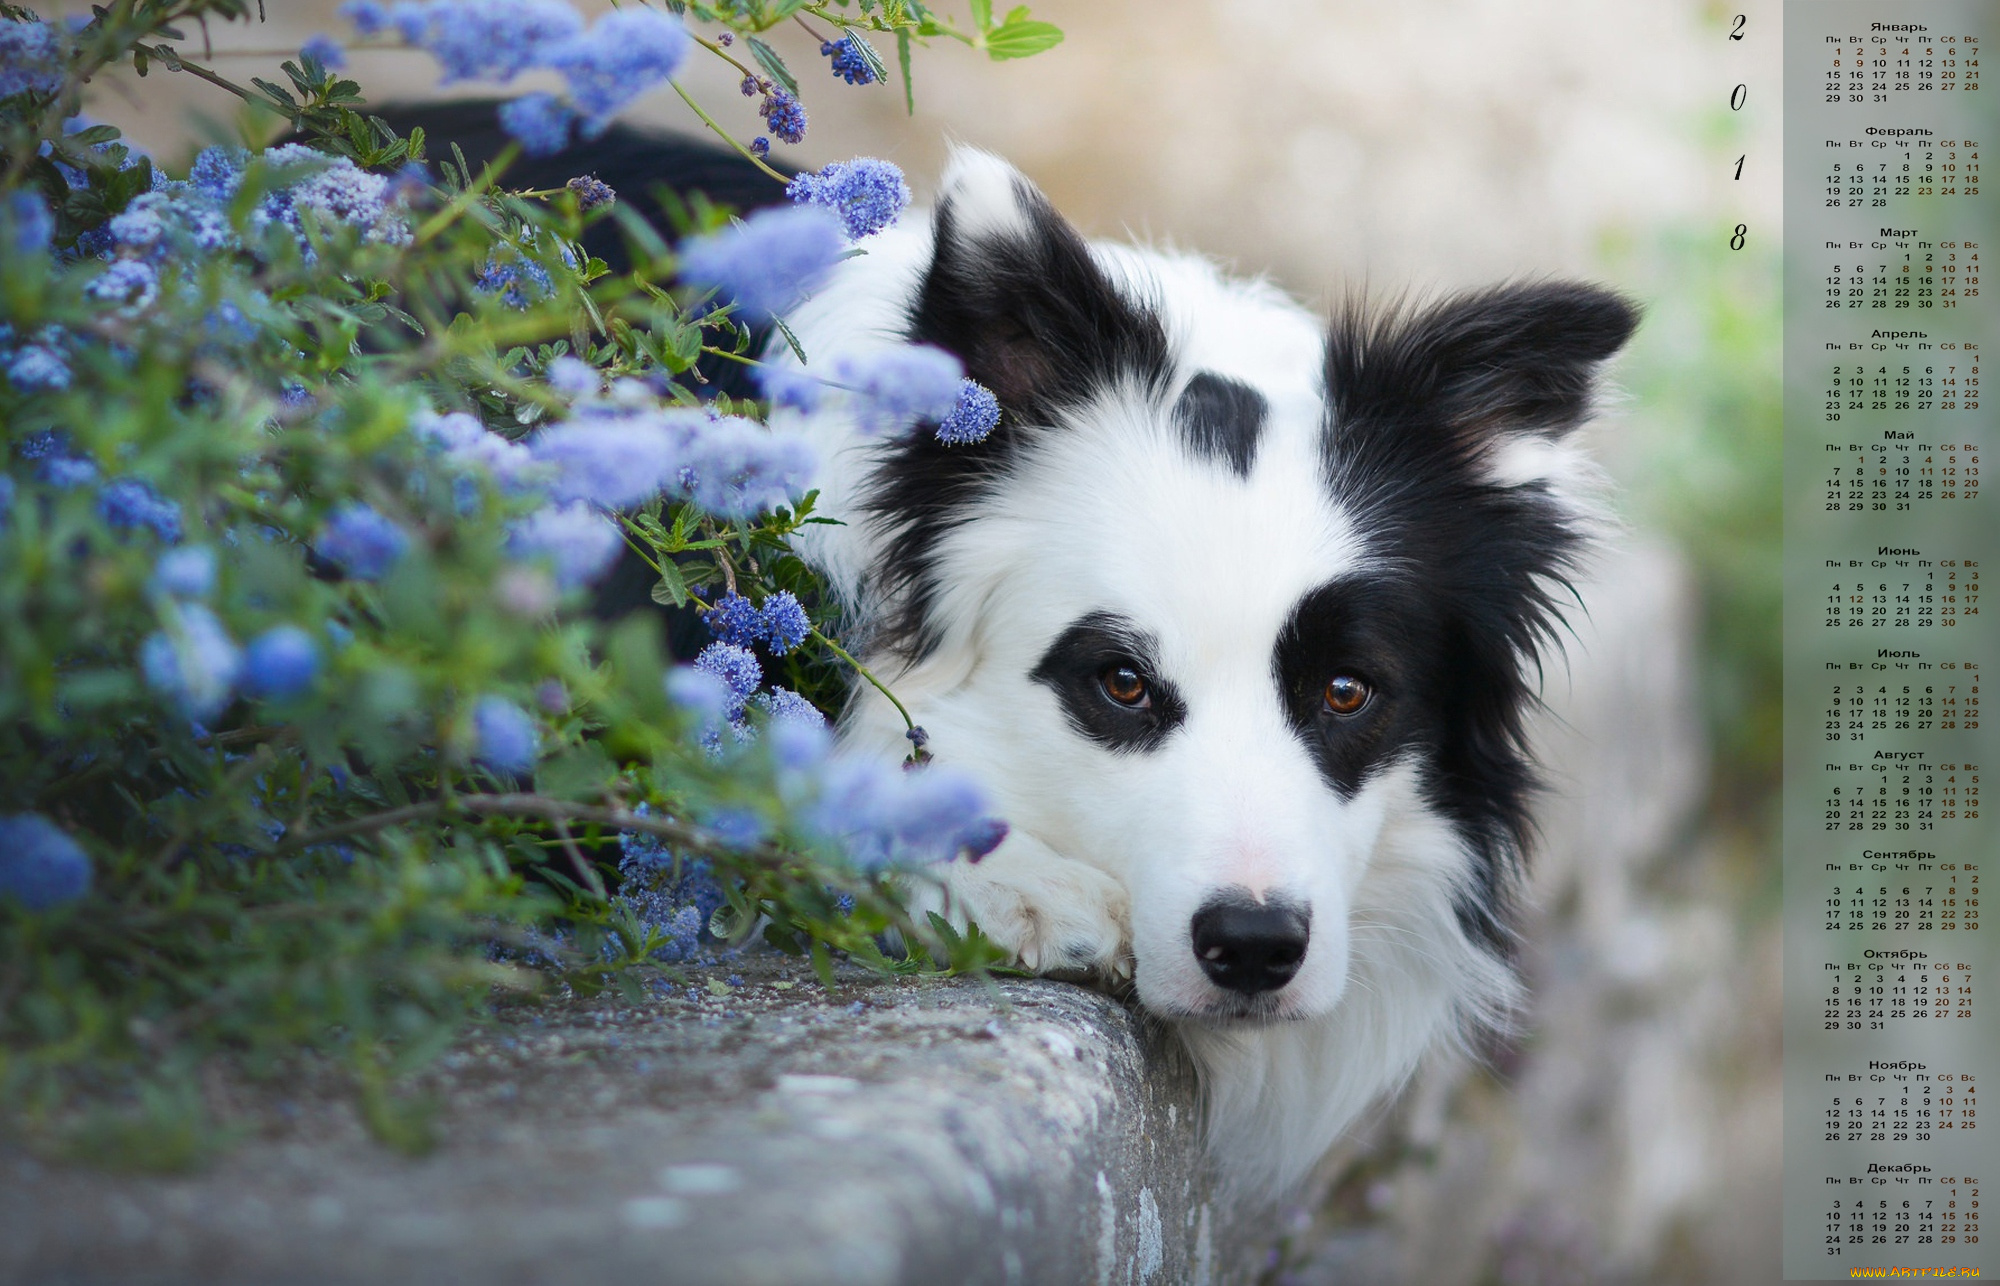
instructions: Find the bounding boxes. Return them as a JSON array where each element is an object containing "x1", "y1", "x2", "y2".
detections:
[
  {"x1": 1099, "y1": 665, "x2": 1151, "y2": 709},
  {"x1": 1323, "y1": 674, "x2": 1371, "y2": 716}
]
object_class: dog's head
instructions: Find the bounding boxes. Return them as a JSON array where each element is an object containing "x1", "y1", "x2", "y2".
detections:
[{"x1": 849, "y1": 153, "x2": 1636, "y2": 1024}]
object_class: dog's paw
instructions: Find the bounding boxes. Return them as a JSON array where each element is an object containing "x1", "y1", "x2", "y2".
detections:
[{"x1": 942, "y1": 857, "x2": 1133, "y2": 982}]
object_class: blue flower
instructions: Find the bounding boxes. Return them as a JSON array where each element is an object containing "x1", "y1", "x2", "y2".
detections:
[
  {"x1": 755, "y1": 363, "x2": 823, "y2": 413},
  {"x1": 385, "y1": 0, "x2": 584, "y2": 84},
  {"x1": 664, "y1": 665, "x2": 732, "y2": 724},
  {"x1": 316, "y1": 503, "x2": 409, "y2": 580},
  {"x1": 749, "y1": 137, "x2": 771, "y2": 160},
  {"x1": 3, "y1": 191, "x2": 52, "y2": 258},
  {"x1": 0, "y1": 814, "x2": 91, "y2": 911},
  {"x1": 677, "y1": 416, "x2": 816, "y2": 518},
  {"x1": 6, "y1": 344, "x2": 68, "y2": 393},
  {"x1": 189, "y1": 146, "x2": 248, "y2": 201},
  {"x1": 803, "y1": 759, "x2": 995, "y2": 871},
  {"x1": 702, "y1": 591, "x2": 764, "y2": 647},
  {"x1": 472, "y1": 695, "x2": 539, "y2": 775},
  {"x1": 786, "y1": 157, "x2": 910, "y2": 240},
  {"x1": 498, "y1": 93, "x2": 574, "y2": 158},
  {"x1": 339, "y1": 1, "x2": 391, "y2": 36},
  {"x1": 150, "y1": 546, "x2": 217, "y2": 600},
  {"x1": 86, "y1": 259, "x2": 159, "y2": 312},
  {"x1": 765, "y1": 708, "x2": 831, "y2": 774},
  {"x1": 141, "y1": 604, "x2": 243, "y2": 720},
  {"x1": 820, "y1": 35, "x2": 878, "y2": 86},
  {"x1": 243, "y1": 626, "x2": 320, "y2": 699},
  {"x1": 526, "y1": 409, "x2": 684, "y2": 507},
  {"x1": 693, "y1": 642, "x2": 761, "y2": 720},
  {"x1": 301, "y1": 33, "x2": 347, "y2": 69},
  {"x1": 829, "y1": 345, "x2": 965, "y2": 431},
  {"x1": 937, "y1": 379, "x2": 1002, "y2": 445},
  {"x1": 676, "y1": 205, "x2": 844, "y2": 321},
  {"x1": 547, "y1": 8, "x2": 688, "y2": 126},
  {"x1": 705, "y1": 807, "x2": 766, "y2": 850},
  {"x1": 20, "y1": 429, "x2": 95, "y2": 488},
  {"x1": 416, "y1": 409, "x2": 533, "y2": 484},
  {"x1": 505, "y1": 500, "x2": 621, "y2": 588},
  {"x1": 759, "y1": 591, "x2": 810, "y2": 655},
  {"x1": 0, "y1": 20, "x2": 65, "y2": 100},
  {"x1": 758, "y1": 88, "x2": 807, "y2": 145},
  {"x1": 538, "y1": 357, "x2": 594, "y2": 399},
  {"x1": 98, "y1": 478, "x2": 182, "y2": 542},
  {"x1": 262, "y1": 146, "x2": 410, "y2": 246},
  {"x1": 475, "y1": 253, "x2": 553, "y2": 308},
  {"x1": 614, "y1": 808, "x2": 728, "y2": 962},
  {"x1": 757, "y1": 686, "x2": 826, "y2": 730},
  {"x1": 565, "y1": 174, "x2": 615, "y2": 210}
]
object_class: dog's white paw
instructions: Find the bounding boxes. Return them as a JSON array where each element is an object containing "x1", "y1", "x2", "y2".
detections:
[{"x1": 937, "y1": 847, "x2": 1133, "y2": 982}]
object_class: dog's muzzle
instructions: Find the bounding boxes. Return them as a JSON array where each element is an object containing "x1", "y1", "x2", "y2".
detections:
[{"x1": 1190, "y1": 895, "x2": 1310, "y2": 996}]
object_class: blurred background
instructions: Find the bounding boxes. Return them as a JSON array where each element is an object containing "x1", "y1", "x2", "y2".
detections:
[{"x1": 72, "y1": 1, "x2": 1787, "y2": 1281}]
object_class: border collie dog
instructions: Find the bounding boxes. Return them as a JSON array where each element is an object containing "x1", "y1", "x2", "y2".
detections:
[
  {"x1": 405, "y1": 106, "x2": 1637, "y2": 1192},
  {"x1": 773, "y1": 150, "x2": 1637, "y2": 1193}
]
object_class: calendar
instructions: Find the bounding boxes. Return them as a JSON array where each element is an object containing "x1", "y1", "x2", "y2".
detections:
[{"x1": 1785, "y1": 1, "x2": 1998, "y2": 1277}]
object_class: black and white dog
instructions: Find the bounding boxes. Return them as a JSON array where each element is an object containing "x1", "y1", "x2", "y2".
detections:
[
  {"x1": 414, "y1": 109, "x2": 1637, "y2": 1193},
  {"x1": 775, "y1": 150, "x2": 1636, "y2": 1191}
]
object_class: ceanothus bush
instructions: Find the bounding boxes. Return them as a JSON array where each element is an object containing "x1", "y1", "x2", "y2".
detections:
[{"x1": 0, "y1": 0, "x2": 1062, "y2": 1153}]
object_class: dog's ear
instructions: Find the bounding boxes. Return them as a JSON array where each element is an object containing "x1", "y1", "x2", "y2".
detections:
[
  {"x1": 910, "y1": 149, "x2": 1168, "y2": 424},
  {"x1": 1325, "y1": 283, "x2": 1636, "y2": 459}
]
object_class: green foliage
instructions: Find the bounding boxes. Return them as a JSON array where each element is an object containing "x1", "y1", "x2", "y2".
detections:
[
  {"x1": 0, "y1": 0, "x2": 1042, "y2": 1163},
  {"x1": 1610, "y1": 228, "x2": 1783, "y2": 802}
]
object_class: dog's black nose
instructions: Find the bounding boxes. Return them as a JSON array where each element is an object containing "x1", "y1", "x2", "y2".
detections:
[{"x1": 1190, "y1": 899, "x2": 1310, "y2": 995}]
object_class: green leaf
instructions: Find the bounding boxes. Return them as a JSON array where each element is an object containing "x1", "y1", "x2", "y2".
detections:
[
  {"x1": 970, "y1": 0, "x2": 993, "y2": 32},
  {"x1": 746, "y1": 36, "x2": 799, "y2": 97},
  {"x1": 532, "y1": 743, "x2": 617, "y2": 801},
  {"x1": 984, "y1": 18, "x2": 1063, "y2": 59},
  {"x1": 772, "y1": 316, "x2": 808, "y2": 365},
  {"x1": 846, "y1": 30, "x2": 892, "y2": 85},
  {"x1": 649, "y1": 560, "x2": 689, "y2": 608}
]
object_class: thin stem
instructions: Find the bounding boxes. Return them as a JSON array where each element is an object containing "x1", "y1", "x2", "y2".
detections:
[
  {"x1": 810, "y1": 627, "x2": 916, "y2": 732},
  {"x1": 694, "y1": 33, "x2": 761, "y2": 84},
  {"x1": 277, "y1": 792, "x2": 794, "y2": 868},
  {"x1": 550, "y1": 817, "x2": 606, "y2": 899},
  {"x1": 414, "y1": 142, "x2": 522, "y2": 244},
  {"x1": 669, "y1": 80, "x2": 789, "y2": 184},
  {"x1": 139, "y1": 45, "x2": 274, "y2": 114}
]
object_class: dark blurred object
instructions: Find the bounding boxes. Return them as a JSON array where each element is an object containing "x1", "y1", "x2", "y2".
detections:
[{"x1": 373, "y1": 102, "x2": 800, "y2": 657}]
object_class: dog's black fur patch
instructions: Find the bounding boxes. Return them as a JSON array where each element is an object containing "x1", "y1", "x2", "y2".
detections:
[
  {"x1": 1174, "y1": 371, "x2": 1267, "y2": 477},
  {"x1": 862, "y1": 179, "x2": 1173, "y2": 661},
  {"x1": 1272, "y1": 575, "x2": 1431, "y2": 800},
  {"x1": 1030, "y1": 612, "x2": 1189, "y2": 753},
  {"x1": 1313, "y1": 282, "x2": 1639, "y2": 950}
]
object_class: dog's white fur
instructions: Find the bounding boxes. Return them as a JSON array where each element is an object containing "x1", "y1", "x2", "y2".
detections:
[{"x1": 768, "y1": 150, "x2": 1605, "y2": 1193}]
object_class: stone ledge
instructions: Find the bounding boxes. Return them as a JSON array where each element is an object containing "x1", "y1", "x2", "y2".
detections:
[{"x1": 1, "y1": 955, "x2": 1252, "y2": 1286}]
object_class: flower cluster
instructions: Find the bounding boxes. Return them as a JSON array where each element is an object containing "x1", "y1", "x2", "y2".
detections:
[
  {"x1": 701, "y1": 590, "x2": 812, "y2": 655},
  {"x1": 820, "y1": 35, "x2": 879, "y2": 87},
  {"x1": 937, "y1": 380, "x2": 1004, "y2": 446},
  {"x1": 786, "y1": 158, "x2": 911, "y2": 241},
  {"x1": 676, "y1": 205, "x2": 846, "y2": 321},
  {"x1": 0, "y1": 19, "x2": 64, "y2": 100},
  {"x1": 0, "y1": 0, "x2": 1068, "y2": 1132},
  {"x1": 659, "y1": 665, "x2": 1001, "y2": 873},
  {"x1": 757, "y1": 87, "x2": 808, "y2": 150},
  {"x1": 343, "y1": 0, "x2": 689, "y2": 154},
  {"x1": 0, "y1": 814, "x2": 91, "y2": 911}
]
